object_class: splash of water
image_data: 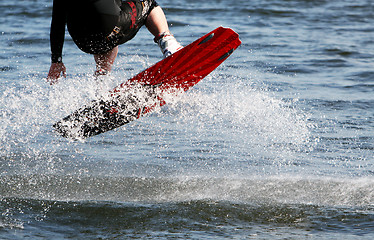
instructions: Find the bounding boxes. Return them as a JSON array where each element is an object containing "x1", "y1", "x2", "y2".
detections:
[{"x1": 0, "y1": 60, "x2": 315, "y2": 179}]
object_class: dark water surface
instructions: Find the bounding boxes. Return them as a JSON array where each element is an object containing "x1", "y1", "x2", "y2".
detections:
[{"x1": 1, "y1": 0, "x2": 374, "y2": 239}]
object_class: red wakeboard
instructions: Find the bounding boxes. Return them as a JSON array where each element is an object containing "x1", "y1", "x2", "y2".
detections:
[{"x1": 53, "y1": 27, "x2": 241, "y2": 139}]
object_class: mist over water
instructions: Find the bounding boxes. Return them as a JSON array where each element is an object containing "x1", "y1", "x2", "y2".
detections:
[
  {"x1": 1, "y1": 0, "x2": 374, "y2": 239},
  {"x1": 1, "y1": 70, "x2": 312, "y2": 176}
]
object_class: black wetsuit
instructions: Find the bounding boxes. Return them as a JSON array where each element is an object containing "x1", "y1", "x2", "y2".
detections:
[{"x1": 50, "y1": 0, "x2": 158, "y2": 63}]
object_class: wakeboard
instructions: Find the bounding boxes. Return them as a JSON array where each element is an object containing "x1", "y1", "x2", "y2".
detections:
[{"x1": 53, "y1": 27, "x2": 242, "y2": 139}]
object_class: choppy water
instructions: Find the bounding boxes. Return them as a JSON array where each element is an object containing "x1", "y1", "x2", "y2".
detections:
[{"x1": 1, "y1": 0, "x2": 374, "y2": 239}]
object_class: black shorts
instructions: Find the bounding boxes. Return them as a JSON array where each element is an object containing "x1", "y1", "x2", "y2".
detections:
[{"x1": 67, "y1": 0, "x2": 159, "y2": 54}]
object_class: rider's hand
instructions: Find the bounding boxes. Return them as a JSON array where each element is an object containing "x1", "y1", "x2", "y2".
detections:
[{"x1": 47, "y1": 62, "x2": 66, "y2": 85}]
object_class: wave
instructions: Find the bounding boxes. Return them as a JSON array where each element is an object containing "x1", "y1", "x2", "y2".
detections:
[
  {"x1": 1, "y1": 175, "x2": 374, "y2": 239},
  {"x1": 1, "y1": 175, "x2": 373, "y2": 207},
  {"x1": 1, "y1": 196, "x2": 373, "y2": 236}
]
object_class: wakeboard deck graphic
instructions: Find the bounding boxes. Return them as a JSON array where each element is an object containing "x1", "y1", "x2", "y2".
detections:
[{"x1": 53, "y1": 27, "x2": 242, "y2": 139}]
